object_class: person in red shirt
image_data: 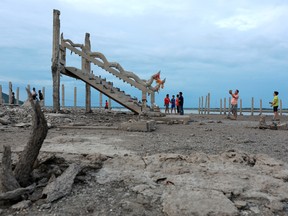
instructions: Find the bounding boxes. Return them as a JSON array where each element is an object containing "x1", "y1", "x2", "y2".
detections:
[
  {"x1": 175, "y1": 94, "x2": 180, "y2": 114},
  {"x1": 105, "y1": 100, "x2": 109, "y2": 109},
  {"x1": 164, "y1": 94, "x2": 170, "y2": 114}
]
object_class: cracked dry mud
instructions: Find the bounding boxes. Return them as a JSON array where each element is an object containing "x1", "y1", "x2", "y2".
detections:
[{"x1": 1, "y1": 106, "x2": 288, "y2": 215}]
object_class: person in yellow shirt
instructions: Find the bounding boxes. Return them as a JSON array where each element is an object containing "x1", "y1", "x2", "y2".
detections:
[{"x1": 269, "y1": 91, "x2": 279, "y2": 121}]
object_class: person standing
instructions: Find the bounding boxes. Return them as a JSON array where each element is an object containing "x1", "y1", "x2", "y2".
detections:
[
  {"x1": 31, "y1": 87, "x2": 37, "y2": 100},
  {"x1": 270, "y1": 91, "x2": 279, "y2": 121},
  {"x1": 170, "y1": 95, "x2": 176, "y2": 114},
  {"x1": 176, "y1": 94, "x2": 180, "y2": 114},
  {"x1": 229, "y1": 89, "x2": 239, "y2": 120},
  {"x1": 179, "y1": 92, "x2": 184, "y2": 115},
  {"x1": 105, "y1": 100, "x2": 109, "y2": 109},
  {"x1": 11, "y1": 92, "x2": 15, "y2": 105},
  {"x1": 164, "y1": 94, "x2": 170, "y2": 114}
]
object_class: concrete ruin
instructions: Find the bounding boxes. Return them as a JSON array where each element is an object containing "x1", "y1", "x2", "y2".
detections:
[{"x1": 51, "y1": 9, "x2": 165, "y2": 114}]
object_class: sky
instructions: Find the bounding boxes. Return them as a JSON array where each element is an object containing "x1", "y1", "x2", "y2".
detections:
[{"x1": 0, "y1": 0, "x2": 287, "y2": 109}]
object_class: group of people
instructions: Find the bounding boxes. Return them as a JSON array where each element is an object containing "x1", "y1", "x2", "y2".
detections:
[
  {"x1": 31, "y1": 87, "x2": 44, "y2": 101},
  {"x1": 229, "y1": 89, "x2": 279, "y2": 121},
  {"x1": 164, "y1": 92, "x2": 184, "y2": 115}
]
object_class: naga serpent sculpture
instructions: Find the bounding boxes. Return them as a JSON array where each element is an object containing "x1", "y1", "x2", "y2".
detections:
[{"x1": 62, "y1": 38, "x2": 166, "y2": 92}]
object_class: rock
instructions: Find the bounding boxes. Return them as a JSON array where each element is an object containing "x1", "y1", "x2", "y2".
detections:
[
  {"x1": 234, "y1": 200, "x2": 247, "y2": 209},
  {"x1": 0, "y1": 117, "x2": 10, "y2": 125},
  {"x1": 40, "y1": 203, "x2": 51, "y2": 210},
  {"x1": 14, "y1": 122, "x2": 31, "y2": 127},
  {"x1": 120, "y1": 120, "x2": 156, "y2": 132},
  {"x1": 11, "y1": 200, "x2": 32, "y2": 210},
  {"x1": 277, "y1": 123, "x2": 288, "y2": 130},
  {"x1": 265, "y1": 200, "x2": 284, "y2": 212},
  {"x1": 162, "y1": 187, "x2": 238, "y2": 216},
  {"x1": 250, "y1": 206, "x2": 260, "y2": 214}
]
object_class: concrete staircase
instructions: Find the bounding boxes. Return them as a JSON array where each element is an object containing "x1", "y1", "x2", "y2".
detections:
[{"x1": 62, "y1": 67, "x2": 147, "y2": 114}]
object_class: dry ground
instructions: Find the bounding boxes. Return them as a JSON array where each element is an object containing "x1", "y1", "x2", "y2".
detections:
[{"x1": 1, "y1": 108, "x2": 288, "y2": 215}]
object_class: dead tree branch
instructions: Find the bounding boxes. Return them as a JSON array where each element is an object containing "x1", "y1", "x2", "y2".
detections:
[
  {"x1": 42, "y1": 163, "x2": 82, "y2": 203},
  {"x1": 14, "y1": 88, "x2": 48, "y2": 186},
  {"x1": 0, "y1": 145, "x2": 20, "y2": 193},
  {"x1": 0, "y1": 183, "x2": 36, "y2": 201}
]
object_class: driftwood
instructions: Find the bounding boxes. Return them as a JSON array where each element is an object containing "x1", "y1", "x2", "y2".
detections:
[
  {"x1": 13, "y1": 89, "x2": 48, "y2": 186},
  {"x1": 0, "y1": 183, "x2": 36, "y2": 201},
  {"x1": 42, "y1": 163, "x2": 82, "y2": 202},
  {"x1": 0, "y1": 145, "x2": 20, "y2": 192}
]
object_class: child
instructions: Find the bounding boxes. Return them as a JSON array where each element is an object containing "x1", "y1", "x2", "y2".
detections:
[{"x1": 270, "y1": 91, "x2": 279, "y2": 121}]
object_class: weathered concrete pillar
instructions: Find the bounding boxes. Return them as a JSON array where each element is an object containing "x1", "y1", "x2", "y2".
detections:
[
  {"x1": 9, "y1": 82, "x2": 12, "y2": 104},
  {"x1": 204, "y1": 96, "x2": 207, "y2": 115},
  {"x1": 207, "y1": 93, "x2": 210, "y2": 114},
  {"x1": 220, "y1": 98, "x2": 222, "y2": 115},
  {"x1": 150, "y1": 91, "x2": 155, "y2": 106},
  {"x1": 228, "y1": 97, "x2": 231, "y2": 115},
  {"x1": 224, "y1": 98, "x2": 226, "y2": 115},
  {"x1": 99, "y1": 92, "x2": 103, "y2": 109},
  {"x1": 201, "y1": 96, "x2": 204, "y2": 114},
  {"x1": 109, "y1": 98, "x2": 112, "y2": 110},
  {"x1": 16, "y1": 87, "x2": 19, "y2": 105},
  {"x1": 52, "y1": 9, "x2": 61, "y2": 112},
  {"x1": 74, "y1": 87, "x2": 77, "y2": 109},
  {"x1": 198, "y1": 97, "x2": 201, "y2": 114},
  {"x1": 61, "y1": 84, "x2": 65, "y2": 108},
  {"x1": 0, "y1": 85, "x2": 2, "y2": 104},
  {"x1": 142, "y1": 91, "x2": 147, "y2": 108},
  {"x1": 251, "y1": 97, "x2": 254, "y2": 116},
  {"x1": 260, "y1": 99, "x2": 262, "y2": 115},
  {"x1": 83, "y1": 33, "x2": 91, "y2": 113}
]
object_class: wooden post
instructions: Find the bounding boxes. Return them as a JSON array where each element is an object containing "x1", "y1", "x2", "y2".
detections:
[
  {"x1": 99, "y1": 92, "x2": 103, "y2": 109},
  {"x1": 207, "y1": 93, "x2": 210, "y2": 114},
  {"x1": 240, "y1": 99, "x2": 242, "y2": 116},
  {"x1": 260, "y1": 99, "x2": 262, "y2": 115},
  {"x1": 0, "y1": 85, "x2": 2, "y2": 104},
  {"x1": 16, "y1": 87, "x2": 19, "y2": 105},
  {"x1": 9, "y1": 82, "x2": 12, "y2": 104},
  {"x1": 251, "y1": 97, "x2": 254, "y2": 116},
  {"x1": 74, "y1": 87, "x2": 77, "y2": 108},
  {"x1": 83, "y1": 33, "x2": 91, "y2": 113},
  {"x1": 280, "y1": 99, "x2": 283, "y2": 116},
  {"x1": 220, "y1": 99, "x2": 222, "y2": 115},
  {"x1": 42, "y1": 87, "x2": 45, "y2": 107},
  {"x1": 224, "y1": 98, "x2": 226, "y2": 115},
  {"x1": 61, "y1": 84, "x2": 65, "y2": 108},
  {"x1": 201, "y1": 96, "x2": 204, "y2": 114},
  {"x1": 52, "y1": 9, "x2": 61, "y2": 112}
]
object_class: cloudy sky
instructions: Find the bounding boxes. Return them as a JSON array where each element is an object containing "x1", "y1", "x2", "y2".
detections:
[{"x1": 0, "y1": 0, "x2": 287, "y2": 108}]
